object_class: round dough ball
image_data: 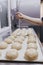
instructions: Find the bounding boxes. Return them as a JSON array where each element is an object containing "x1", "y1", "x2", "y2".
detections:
[
  {"x1": 27, "y1": 28, "x2": 34, "y2": 35},
  {"x1": 27, "y1": 37, "x2": 36, "y2": 43},
  {"x1": 9, "y1": 36, "x2": 15, "y2": 41},
  {"x1": 15, "y1": 29, "x2": 21, "y2": 33},
  {"x1": 11, "y1": 29, "x2": 21, "y2": 36},
  {"x1": 17, "y1": 36, "x2": 24, "y2": 41},
  {"x1": 28, "y1": 34, "x2": 36, "y2": 38},
  {"x1": 24, "y1": 49, "x2": 38, "y2": 60},
  {"x1": 27, "y1": 43, "x2": 37, "y2": 49},
  {"x1": 6, "y1": 49, "x2": 18, "y2": 59},
  {"x1": 21, "y1": 29, "x2": 27, "y2": 36},
  {"x1": 0, "y1": 42, "x2": 8, "y2": 49},
  {"x1": 4, "y1": 38, "x2": 13, "y2": 44},
  {"x1": 14, "y1": 38, "x2": 23, "y2": 43},
  {"x1": 11, "y1": 42, "x2": 22, "y2": 50},
  {"x1": 11, "y1": 33, "x2": 17, "y2": 38}
]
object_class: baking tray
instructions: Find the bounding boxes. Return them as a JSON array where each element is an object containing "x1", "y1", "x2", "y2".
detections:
[{"x1": 0, "y1": 28, "x2": 43, "y2": 63}]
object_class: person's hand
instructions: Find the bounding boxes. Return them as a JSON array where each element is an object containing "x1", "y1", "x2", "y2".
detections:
[{"x1": 16, "y1": 12, "x2": 24, "y2": 19}]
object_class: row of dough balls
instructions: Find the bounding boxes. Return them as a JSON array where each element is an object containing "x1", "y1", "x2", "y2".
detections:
[
  {"x1": 24, "y1": 48, "x2": 38, "y2": 60},
  {"x1": 0, "y1": 49, "x2": 18, "y2": 60},
  {"x1": 0, "y1": 48, "x2": 38, "y2": 60},
  {"x1": 3, "y1": 29, "x2": 26, "y2": 50},
  {"x1": 24, "y1": 31, "x2": 38, "y2": 60},
  {"x1": 0, "y1": 41, "x2": 22, "y2": 60},
  {"x1": 11, "y1": 28, "x2": 34, "y2": 37},
  {"x1": 0, "y1": 29, "x2": 25, "y2": 50},
  {"x1": 4, "y1": 35, "x2": 24, "y2": 44},
  {"x1": 4, "y1": 28, "x2": 27, "y2": 44},
  {"x1": 24, "y1": 43, "x2": 38, "y2": 60},
  {"x1": 0, "y1": 41, "x2": 22, "y2": 50}
]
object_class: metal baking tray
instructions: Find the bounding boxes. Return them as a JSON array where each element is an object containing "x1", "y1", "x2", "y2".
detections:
[{"x1": 0, "y1": 28, "x2": 43, "y2": 63}]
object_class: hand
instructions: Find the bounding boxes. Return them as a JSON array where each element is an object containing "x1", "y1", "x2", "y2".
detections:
[{"x1": 16, "y1": 12, "x2": 24, "y2": 19}]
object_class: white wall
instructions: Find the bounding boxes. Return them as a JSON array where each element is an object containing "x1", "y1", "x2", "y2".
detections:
[{"x1": 11, "y1": 0, "x2": 16, "y2": 9}]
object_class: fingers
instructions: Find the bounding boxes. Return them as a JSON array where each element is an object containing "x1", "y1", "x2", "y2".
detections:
[
  {"x1": 16, "y1": 12, "x2": 23, "y2": 19},
  {"x1": 16, "y1": 12, "x2": 20, "y2": 15},
  {"x1": 16, "y1": 12, "x2": 20, "y2": 19}
]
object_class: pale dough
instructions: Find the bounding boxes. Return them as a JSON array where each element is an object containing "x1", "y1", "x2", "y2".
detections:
[
  {"x1": 28, "y1": 34, "x2": 36, "y2": 38},
  {"x1": 11, "y1": 33, "x2": 17, "y2": 38},
  {"x1": 4, "y1": 37, "x2": 13, "y2": 44},
  {"x1": 27, "y1": 43, "x2": 37, "y2": 49},
  {"x1": 14, "y1": 38, "x2": 23, "y2": 43},
  {"x1": 8, "y1": 36, "x2": 15, "y2": 41},
  {"x1": 0, "y1": 42, "x2": 8, "y2": 49},
  {"x1": 6, "y1": 49, "x2": 18, "y2": 59},
  {"x1": 16, "y1": 36, "x2": 25, "y2": 41},
  {"x1": 11, "y1": 29, "x2": 21, "y2": 36},
  {"x1": 24, "y1": 49, "x2": 38, "y2": 60},
  {"x1": 21, "y1": 28, "x2": 27, "y2": 36},
  {"x1": 27, "y1": 36, "x2": 36, "y2": 43},
  {"x1": 11, "y1": 42, "x2": 22, "y2": 50}
]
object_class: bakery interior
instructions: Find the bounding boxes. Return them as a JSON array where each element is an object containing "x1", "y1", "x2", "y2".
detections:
[{"x1": 0, "y1": 0, "x2": 43, "y2": 65}]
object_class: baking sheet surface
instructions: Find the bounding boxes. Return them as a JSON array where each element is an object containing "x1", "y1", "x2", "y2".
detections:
[{"x1": 0, "y1": 28, "x2": 43, "y2": 62}]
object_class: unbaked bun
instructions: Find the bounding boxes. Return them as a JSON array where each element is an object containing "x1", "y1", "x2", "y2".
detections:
[
  {"x1": 0, "y1": 42, "x2": 8, "y2": 49},
  {"x1": 8, "y1": 36, "x2": 15, "y2": 41},
  {"x1": 27, "y1": 43, "x2": 37, "y2": 49},
  {"x1": 14, "y1": 29, "x2": 21, "y2": 33},
  {"x1": 24, "y1": 49, "x2": 38, "y2": 60},
  {"x1": 28, "y1": 34, "x2": 36, "y2": 38},
  {"x1": 4, "y1": 38, "x2": 13, "y2": 44},
  {"x1": 16, "y1": 36, "x2": 24, "y2": 41},
  {"x1": 27, "y1": 28, "x2": 34, "y2": 35},
  {"x1": 11, "y1": 42, "x2": 22, "y2": 50},
  {"x1": 11, "y1": 33, "x2": 17, "y2": 38},
  {"x1": 27, "y1": 37, "x2": 36, "y2": 43},
  {"x1": 6, "y1": 49, "x2": 18, "y2": 60},
  {"x1": 11, "y1": 29, "x2": 21, "y2": 36},
  {"x1": 14, "y1": 38, "x2": 23, "y2": 43},
  {"x1": 21, "y1": 28, "x2": 27, "y2": 36}
]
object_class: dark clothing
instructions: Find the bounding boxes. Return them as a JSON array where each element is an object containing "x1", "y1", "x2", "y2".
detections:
[{"x1": 29, "y1": 26, "x2": 43, "y2": 43}]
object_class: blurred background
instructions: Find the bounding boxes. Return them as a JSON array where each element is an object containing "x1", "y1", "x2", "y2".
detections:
[{"x1": 0, "y1": 0, "x2": 43, "y2": 43}]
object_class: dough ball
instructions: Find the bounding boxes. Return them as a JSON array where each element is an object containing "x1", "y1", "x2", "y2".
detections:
[
  {"x1": 11, "y1": 29, "x2": 21, "y2": 36},
  {"x1": 27, "y1": 43, "x2": 37, "y2": 49},
  {"x1": 0, "y1": 42, "x2": 8, "y2": 49},
  {"x1": 29, "y1": 34, "x2": 35, "y2": 37},
  {"x1": 15, "y1": 29, "x2": 21, "y2": 33},
  {"x1": 6, "y1": 49, "x2": 18, "y2": 60},
  {"x1": 27, "y1": 28, "x2": 34, "y2": 35},
  {"x1": 24, "y1": 49, "x2": 38, "y2": 60},
  {"x1": 4, "y1": 38, "x2": 13, "y2": 44},
  {"x1": 8, "y1": 36, "x2": 15, "y2": 41},
  {"x1": 11, "y1": 33, "x2": 17, "y2": 38},
  {"x1": 17, "y1": 36, "x2": 24, "y2": 41},
  {"x1": 11, "y1": 42, "x2": 22, "y2": 50},
  {"x1": 27, "y1": 37, "x2": 36, "y2": 43},
  {"x1": 14, "y1": 38, "x2": 23, "y2": 43},
  {"x1": 21, "y1": 28, "x2": 27, "y2": 36},
  {"x1": 22, "y1": 28, "x2": 27, "y2": 31}
]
